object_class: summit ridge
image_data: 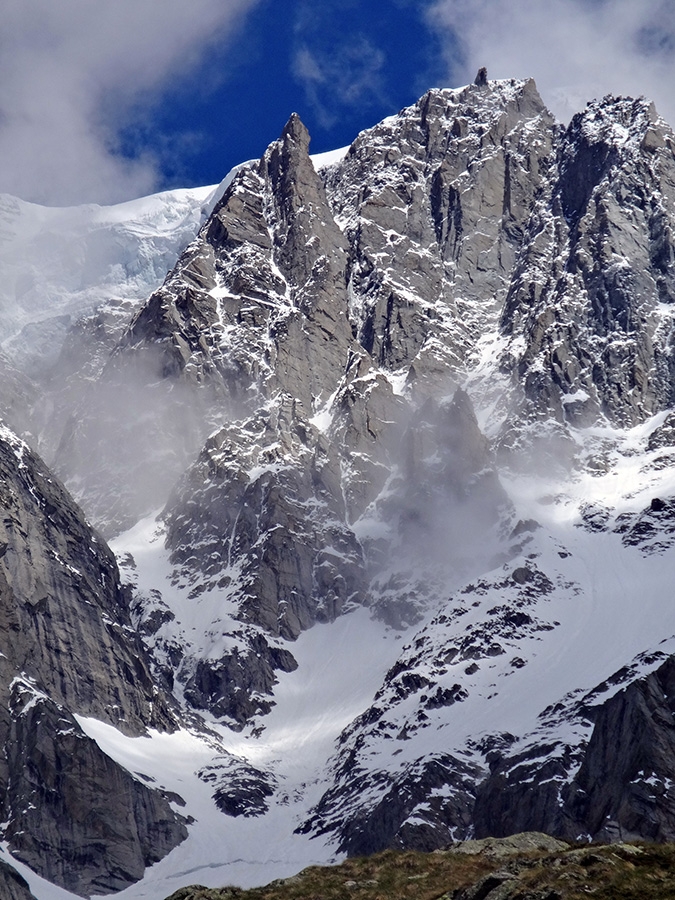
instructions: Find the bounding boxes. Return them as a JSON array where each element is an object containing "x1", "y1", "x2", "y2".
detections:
[{"x1": 1, "y1": 76, "x2": 675, "y2": 897}]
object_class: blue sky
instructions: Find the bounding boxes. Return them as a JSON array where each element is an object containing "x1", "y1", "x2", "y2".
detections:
[
  {"x1": 2, "y1": 0, "x2": 674, "y2": 206},
  {"x1": 118, "y1": 0, "x2": 449, "y2": 193}
]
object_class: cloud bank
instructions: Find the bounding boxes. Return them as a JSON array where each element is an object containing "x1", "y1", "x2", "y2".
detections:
[
  {"x1": 0, "y1": 0, "x2": 259, "y2": 206},
  {"x1": 428, "y1": 0, "x2": 675, "y2": 128}
]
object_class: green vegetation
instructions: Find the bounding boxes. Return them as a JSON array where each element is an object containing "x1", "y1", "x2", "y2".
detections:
[{"x1": 166, "y1": 837, "x2": 675, "y2": 900}]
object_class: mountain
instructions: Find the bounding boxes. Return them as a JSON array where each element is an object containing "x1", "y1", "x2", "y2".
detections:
[
  {"x1": 2, "y1": 72, "x2": 675, "y2": 898},
  {"x1": 0, "y1": 426, "x2": 187, "y2": 897}
]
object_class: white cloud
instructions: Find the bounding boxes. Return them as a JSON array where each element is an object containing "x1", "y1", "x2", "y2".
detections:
[
  {"x1": 0, "y1": 0, "x2": 260, "y2": 205},
  {"x1": 292, "y1": 37, "x2": 387, "y2": 129},
  {"x1": 427, "y1": 0, "x2": 675, "y2": 128},
  {"x1": 291, "y1": 0, "x2": 388, "y2": 131}
]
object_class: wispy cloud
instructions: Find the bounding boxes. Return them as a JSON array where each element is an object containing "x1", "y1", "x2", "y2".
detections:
[
  {"x1": 292, "y1": 37, "x2": 387, "y2": 129},
  {"x1": 291, "y1": 1, "x2": 388, "y2": 131},
  {"x1": 427, "y1": 0, "x2": 675, "y2": 127},
  {"x1": 0, "y1": 0, "x2": 260, "y2": 205}
]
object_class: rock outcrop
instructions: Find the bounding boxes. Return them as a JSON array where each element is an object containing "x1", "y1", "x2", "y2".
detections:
[
  {"x1": 0, "y1": 860, "x2": 36, "y2": 900},
  {"x1": 52, "y1": 111, "x2": 359, "y2": 536},
  {"x1": 6, "y1": 688, "x2": 186, "y2": 896},
  {"x1": 0, "y1": 425, "x2": 186, "y2": 895},
  {"x1": 474, "y1": 652, "x2": 675, "y2": 844},
  {"x1": 500, "y1": 95, "x2": 675, "y2": 439}
]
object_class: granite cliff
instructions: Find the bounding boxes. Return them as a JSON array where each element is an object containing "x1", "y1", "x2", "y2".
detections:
[{"x1": 1, "y1": 73, "x2": 675, "y2": 897}]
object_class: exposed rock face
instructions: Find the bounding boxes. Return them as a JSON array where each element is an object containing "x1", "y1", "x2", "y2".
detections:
[
  {"x1": 45, "y1": 76, "x2": 675, "y2": 795},
  {"x1": 566, "y1": 655, "x2": 675, "y2": 842},
  {"x1": 300, "y1": 542, "x2": 569, "y2": 853},
  {"x1": 198, "y1": 755, "x2": 277, "y2": 818},
  {"x1": 472, "y1": 652, "x2": 675, "y2": 845},
  {"x1": 500, "y1": 95, "x2": 675, "y2": 435},
  {"x1": 47, "y1": 78, "x2": 564, "y2": 537},
  {"x1": 51, "y1": 76, "x2": 675, "y2": 539},
  {"x1": 85, "y1": 85, "x2": 526, "y2": 724},
  {"x1": 6, "y1": 688, "x2": 186, "y2": 896},
  {"x1": 164, "y1": 395, "x2": 365, "y2": 640},
  {"x1": 313, "y1": 625, "x2": 675, "y2": 856},
  {"x1": 5, "y1": 74, "x2": 675, "y2": 893},
  {"x1": 303, "y1": 623, "x2": 675, "y2": 856},
  {"x1": 154, "y1": 393, "x2": 367, "y2": 725},
  {"x1": 0, "y1": 860, "x2": 36, "y2": 900},
  {"x1": 301, "y1": 753, "x2": 483, "y2": 856},
  {"x1": 0, "y1": 426, "x2": 173, "y2": 733},
  {"x1": 53, "y1": 111, "x2": 359, "y2": 536},
  {"x1": 152, "y1": 379, "x2": 508, "y2": 722},
  {"x1": 0, "y1": 425, "x2": 186, "y2": 894},
  {"x1": 325, "y1": 78, "x2": 557, "y2": 399}
]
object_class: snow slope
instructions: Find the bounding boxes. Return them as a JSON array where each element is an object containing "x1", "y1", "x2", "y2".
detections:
[
  {"x1": 5, "y1": 79, "x2": 675, "y2": 898},
  {"x1": 0, "y1": 186, "x2": 217, "y2": 372}
]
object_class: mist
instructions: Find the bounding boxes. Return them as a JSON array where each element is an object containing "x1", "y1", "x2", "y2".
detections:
[
  {"x1": 428, "y1": 0, "x2": 675, "y2": 128},
  {"x1": 360, "y1": 388, "x2": 515, "y2": 628},
  {"x1": 0, "y1": 0, "x2": 260, "y2": 205}
]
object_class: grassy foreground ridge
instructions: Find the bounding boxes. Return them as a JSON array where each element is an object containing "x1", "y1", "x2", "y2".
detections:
[{"x1": 165, "y1": 832, "x2": 675, "y2": 900}]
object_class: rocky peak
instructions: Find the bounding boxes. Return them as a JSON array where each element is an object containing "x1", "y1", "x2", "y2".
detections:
[
  {"x1": 50, "y1": 108, "x2": 360, "y2": 533},
  {"x1": 0, "y1": 423, "x2": 187, "y2": 894},
  {"x1": 560, "y1": 94, "x2": 663, "y2": 225},
  {"x1": 260, "y1": 110, "x2": 354, "y2": 376},
  {"x1": 493, "y1": 86, "x2": 675, "y2": 452},
  {"x1": 279, "y1": 110, "x2": 311, "y2": 150},
  {"x1": 264, "y1": 109, "x2": 344, "y2": 290}
]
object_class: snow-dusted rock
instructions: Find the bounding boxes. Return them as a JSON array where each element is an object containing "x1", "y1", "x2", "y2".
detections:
[
  {"x1": 5, "y1": 74, "x2": 675, "y2": 898},
  {"x1": 0, "y1": 425, "x2": 187, "y2": 894}
]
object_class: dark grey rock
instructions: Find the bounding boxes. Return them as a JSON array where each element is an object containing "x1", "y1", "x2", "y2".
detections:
[
  {"x1": 160, "y1": 394, "x2": 368, "y2": 723},
  {"x1": 300, "y1": 754, "x2": 482, "y2": 856},
  {"x1": 474, "y1": 67, "x2": 488, "y2": 87},
  {"x1": 0, "y1": 428, "x2": 174, "y2": 734},
  {"x1": 453, "y1": 870, "x2": 517, "y2": 900},
  {"x1": 500, "y1": 95, "x2": 675, "y2": 438},
  {"x1": 613, "y1": 496, "x2": 675, "y2": 553},
  {"x1": 472, "y1": 653, "x2": 675, "y2": 845},
  {"x1": 182, "y1": 634, "x2": 298, "y2": 726},
  {"x1": 565, "y1": 654, "x2": 675, "y2": 842},
  {"x1": 198, "y1": 756, "x2": 276, "y2": 818},
  {"x1": 5, "y1": 688, "x2": 187, "y2": 897},
  {"x1": 0, "y1": 859, "x2": 37, "y2": 900},
  {"x1": 323, "y1": 79, "x2": 557, "y2": 397},
  {"x1": 0, "y1": 425, "x2": 185, "y2": 893}
]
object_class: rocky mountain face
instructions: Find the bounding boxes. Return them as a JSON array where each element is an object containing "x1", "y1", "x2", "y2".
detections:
[
  {"x1": 0, "y1": 426, "x2": 187, "y2": 895},
  {"x1": 3, "y1": 73, "x2": 675, "y2": 898},
  {"x1": 0, "y1": 860, "x2": 36, "y2": 900}
]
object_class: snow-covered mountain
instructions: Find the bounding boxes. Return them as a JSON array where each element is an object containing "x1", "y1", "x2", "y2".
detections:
[
  {"x1": 2, "y1": 72, "x2": 675, "y2": 899},
  {"x1": 0, "y1": 186, "x2": 217, "y2": 373}
]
